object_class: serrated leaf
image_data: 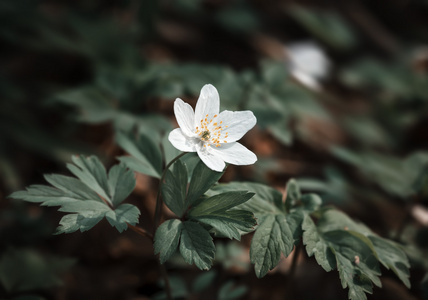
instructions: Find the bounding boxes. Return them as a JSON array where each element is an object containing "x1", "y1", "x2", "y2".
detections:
[
  {"x1": 67, "y1": 155, "x2": 111, "y2": 204},
  {"x1": 209, "y1": 182, "x2": 282, "y2": 216},
  {"x1": 250, "y1": 214, "x2": 294, "y2": 278},
  {"x1": 194, "y1": 210, "x2": 256, "y2": 240},
  {"x1": 210, "y1": 180, "x2": 310, "y2": 277},
  {"x1": 44, "y1": 174, "x2": 100, "y2": 201},
  {"x1": 302, "y1": 215, "x2": 336, "y2": 272},
  {"x1": 58, "y1": 200, "x2": 110, "y2": 216},
  {"x1": 161, "y1": 159, "x2": 188, "y2": 217},
  {"x1": 116, "y1": 130, "x2": 163, "y2": 178},
  {"x1": 334, "y1": 251, "x2": 372, "y2": 300},
  {"x1": 105, "y1": 204, "x2": 140, "y2": 233},
  {"x1": 301, "y1": 208, "x2": 410, "y2": 300},
  {"x1": 190, "y1": 191, "x2": 254, "y2": 216},
  {"x1": 189, "y1": 191, "x2": 256, "y2": 240},
  {"x1": 179, "y1": 221, "x2": 215, "y2": 270},
  {"x1": 10, "y1": 155, "x2": 138, "y2": 234},
  {"x1": 107, "y1": 164, "x2": 136, "y2": 206},
  {"x1": 55, "y1": 214, "x2": 104, "y2": 234},
  {"x1": 187, "y1": 161, "x2": 224, "y2": 206},
  {"x1": 154, "y1": 219, "x2": 183, "y2": 264},
  {"x1": 369, "y1": 236, "x2": 411, "y2": 288},
  {"x1": 9, "y1": 185, "x2": 79, "y2": 206}
]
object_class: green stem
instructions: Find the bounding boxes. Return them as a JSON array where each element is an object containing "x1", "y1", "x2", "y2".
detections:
[
  {"x1": 152, "y1": 152, "x2": 188, "y2": 300},
  {"x1": 153, "y1": 152, "x2": 188, "y2": 234}
]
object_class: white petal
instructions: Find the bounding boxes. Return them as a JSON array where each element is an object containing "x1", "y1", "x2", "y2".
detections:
[
  {"x1": 194, "y1": 84, "x2": 220, "y2": 127},
  {"x1": 174, "y1": 98, "x2": 195, "y2": 136},
  {"x1": 211, "y1": 142, "x2": 257, "y2": 166},
  {"x1": 291, "y1": 69, "x2": 320, "y2": 91},
  {"x1": 196, "y1": 147, "x2": 225, "y2": 172},
  {"x1": 214, "y1": 110, "x2": 256, "y2": 143},
  {"x1": 168, "y1": 128, "x2": 197, "y2": 152}
]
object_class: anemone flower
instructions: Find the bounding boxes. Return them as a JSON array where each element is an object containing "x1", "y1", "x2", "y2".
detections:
[{"x1": 169, "y1": 84, "x2": 257, "y2": 172}]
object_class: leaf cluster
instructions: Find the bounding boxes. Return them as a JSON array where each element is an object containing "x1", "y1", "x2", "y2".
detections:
[
  {"x1": 154, "y1": 160, "x2": 257, "y2": 270},
  {"x1": 10, "y1": 155, "x2": 139, "y2": 234}
]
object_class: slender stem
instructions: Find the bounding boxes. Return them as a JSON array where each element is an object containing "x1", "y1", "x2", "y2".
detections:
[
  {"x1": 127, "y1": 223, "x2": 154, "y2": 241},
  {"x1": 151, "y1": 152, "x2": 187, "y2": 300},
  {"x1": 153, "y1": 152, "x2": 188, "y2": 234}
]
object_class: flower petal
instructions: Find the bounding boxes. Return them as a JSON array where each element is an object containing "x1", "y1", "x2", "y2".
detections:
[
  {"x1": 215, "y1": 110, "x2": 256, "y2": 143},
  {"x1": 174, "y1": 98, "x2": 195, "y2": 136},
  {"x1": 194, "y1": 84, "x2": 220, "y2": 127},
  {"x1": 196, "y1": 147, "x2": 226, "y2": 172},
  {"x1": 211, "y1": 142, "x2": 257, "y2": 166},
  {"x1": 169, "y1": 128, "x2": 197, "y2": 152}
]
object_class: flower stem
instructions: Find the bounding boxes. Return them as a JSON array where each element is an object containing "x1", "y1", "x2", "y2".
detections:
[
  {"x1": 153, "y1": 152, "x2": 188, "y2": 234},
  {"x1": 152, "y1": 152, "x2": 187, "y2": 300}
]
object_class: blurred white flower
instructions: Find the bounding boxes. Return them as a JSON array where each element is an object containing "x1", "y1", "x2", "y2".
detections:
[
  {"x1": 285, "y1": 41, "x2": 331, "y2": 90},
  {"x1": 169, "y1": 84, "x2": 257, "y2": 172}
]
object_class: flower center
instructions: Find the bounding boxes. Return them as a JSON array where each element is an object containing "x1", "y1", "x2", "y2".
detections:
[
  {"x1": 201, "y1": 130, "x2": 211, "y2": 141},
  {"x1": 195, "y1": 114, "x2": 229, "y2": 148}
]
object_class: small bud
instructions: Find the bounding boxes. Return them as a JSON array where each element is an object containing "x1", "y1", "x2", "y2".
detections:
[{"x1": 354, "y1": 256, "x2": 360, "y2": 265}]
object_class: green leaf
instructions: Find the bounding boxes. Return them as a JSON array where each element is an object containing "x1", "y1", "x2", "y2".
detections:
[
  {"x1": 284, "y1": 179, "x2": 301, "y2": 211},
  {"x1": 189, "y1": 191, "x2": 257, "y2": 240},
  {"x1": 105, "y1": 204, "x2": 140, "y2": 233},
  {"x1": 116, "y1": 130, "x2": 163, "y2": 178},
  {"x1": 154, "y1": 219, "x2": 183, "y2": 264},
  {"x1": 55, "y1": 214, "x2": 104, "y2": 234},
  {"x1": 10, "y1": 155, "x2": 139, "y2": 234},
  {"x1": 302, "y1": 208, "x2": 411, "y2": 300},
  {"x1": 67, "y1": 155, "x2": 111, "y2": 204},
  {"x1": 190, "y1": 191, "x2": 255, "y2": 216},
  {"x1": 369, "y1": 236, "x2": 411, "y2": 288},
  {"x1": 194, "y1": 210, "x2": 256, "y2": 240},
  {"x1": 107, "y1": 164, "x2": 136, "y2": 206},
  {"x1": 334, "y1": 251, "x2": 373, "y2": 300},
  {"x1": 187, "y1": 160, "x2": 224, "y2": 206},
  {"x1": 209, "y1": 182, "x2": 282, "y2": 216},
  {"x1": 302, "y1": 215, "x2": 336, "y2": 272},
  {"x1": 161, "y1": 159, "x2": 188, "y2": 217},
  {"x1": 250, "y1": 214, "x2": 294, "y2": 278},
  {"x1": 44, "y1": 174, "x2": 100, "y2": 201},
  {"x1": 180, "y1": 221, "x2": 215, "y2": 270},
  {"x1": 210, "y1": 180, "x2": 313, "y2": 277}
]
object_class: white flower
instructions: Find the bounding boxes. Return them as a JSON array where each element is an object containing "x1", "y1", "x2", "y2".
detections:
[
  {"x1": 285, "y1": 41, "x2": 330, "y2": 90},
  {"x1": 169, "y1": 84, "x2": 257, "y2": 172}
]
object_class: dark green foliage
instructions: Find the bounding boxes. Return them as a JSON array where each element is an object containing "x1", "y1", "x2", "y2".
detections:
[
  {"x1": 0, "y1": 248, "x2": 74, "y2": 293},
  {"x1": 303, "y1": 209, "x2": 411, "y2": 300},
  {"x1": 154, "y1": 161, "x2": 256, "y2": 270},
  {"x1": 210, "y1": 180, "x2": 321, "y2": 278},
  {"x1": 10, "y1": 156, "x2": 139, "y2": 233},
  {"x1": 116, "y1": 130, "x2": 163, "y2": 178}
]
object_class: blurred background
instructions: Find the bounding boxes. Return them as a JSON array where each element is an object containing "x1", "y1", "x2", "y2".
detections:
[{"x1": 1, "y1": 0, "x2": 428, "y2": 299}]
